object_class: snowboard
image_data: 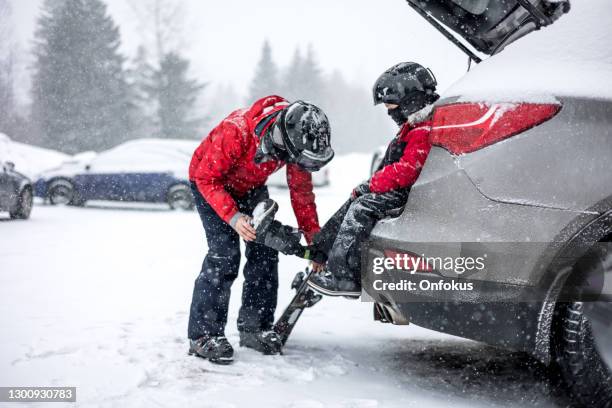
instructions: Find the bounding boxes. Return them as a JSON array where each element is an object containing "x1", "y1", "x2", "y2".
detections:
[{"x1": 273, "y1": 267, "x2": 323, "y2": 346}]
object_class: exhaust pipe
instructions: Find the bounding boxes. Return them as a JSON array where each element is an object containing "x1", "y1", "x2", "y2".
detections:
[{"x1": 374, "y1": 303, "x2": 410, "y2": 325}]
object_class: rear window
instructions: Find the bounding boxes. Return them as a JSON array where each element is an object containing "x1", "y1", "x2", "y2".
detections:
[
  {"x1": 411, "y1": 0, "x2": 521, "y2": 53},
  {"x1": 449, "y1": 0, "x2": 490, "y2": 15}
]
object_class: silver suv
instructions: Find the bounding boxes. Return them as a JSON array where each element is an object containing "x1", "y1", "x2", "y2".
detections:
[{"x1": 365, "y1": 1, "x2": 611, "y2": 406}]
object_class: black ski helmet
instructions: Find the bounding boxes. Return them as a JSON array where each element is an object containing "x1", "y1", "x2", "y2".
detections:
[
  {"x1": 373, "y1": 62, "x2": 439, "y2": 118},
  {"x1": 273, "y1": 101, "x2": 334, "y2": 172}
]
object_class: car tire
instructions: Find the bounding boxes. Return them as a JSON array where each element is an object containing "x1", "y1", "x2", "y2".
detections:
[
  {"x1": 9, "y1": 187, "x2": 33, "y2": 220},
  {"x1": 47, "y1": 179, "x2": 84, "y2": 206},
  {"x1": 552, "y1": 248, "x2": 612, "y2": 407},
  {"x1": 167, "y1": 184, "x2": 194, "y2": 210}
]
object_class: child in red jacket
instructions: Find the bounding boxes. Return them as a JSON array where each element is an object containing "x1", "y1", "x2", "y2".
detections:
[{"x1": 253, "y1": 63, "x2": 439, "y2": 298}]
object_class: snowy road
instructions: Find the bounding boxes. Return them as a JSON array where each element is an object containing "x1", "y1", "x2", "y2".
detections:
[{"x1": 0, "y1": 169, "x2": 567, "y2": 407}]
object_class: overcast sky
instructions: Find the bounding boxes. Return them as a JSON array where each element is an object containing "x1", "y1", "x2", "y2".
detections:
[{"x1": 11, "y1": 0, "x2": 468, "y2": 100}]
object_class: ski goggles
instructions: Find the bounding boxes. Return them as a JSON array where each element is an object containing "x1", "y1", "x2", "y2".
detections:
[{"x1": 291, "y1": 147, "x2": 334, "y2": 172}]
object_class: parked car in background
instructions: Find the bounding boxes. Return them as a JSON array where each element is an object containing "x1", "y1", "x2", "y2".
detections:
[
  {"x1": 35, "y1": 139, "x2": 199, "y2": 210},
  {"x1": 0, "y1": 161, "x2": 33, "y2": 219},
  {"x1": 365, "y1": 0, "x2": 612, "y2": 406},
  {"x1": 266, "y1": 166, "x2": 330, "y2": 189}
]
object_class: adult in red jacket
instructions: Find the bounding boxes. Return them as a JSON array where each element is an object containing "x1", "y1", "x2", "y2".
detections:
[{"x1": 187, "y1": 96, "x2": 334, "y2": 363}]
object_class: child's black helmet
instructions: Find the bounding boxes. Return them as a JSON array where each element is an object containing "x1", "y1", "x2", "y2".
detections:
[
  {"x1": 373, "y1": 62, "x2": 439, "y2": 116},
  {"x1": 274, "y1": 101, "x2": 334, "y2": 172}
]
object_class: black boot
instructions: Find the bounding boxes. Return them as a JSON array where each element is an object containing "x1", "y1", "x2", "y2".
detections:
[
  {"x1": 252, "y1": 199, "x2": 302, "y2": 254},
  {"x1": 239, "y1": 330, "x2": 282, "y2": 355},
  {"x1": 252, "y1": 200, "x2": 328, "y2": 263},
  {"x1": 189, "y1": 335, "x2": 234, "y2": 364},
  {"x1": 307, "y1": 269, "x2": 361, "y2": 298},
  {"x1": 250, "y1": 199, "x2": 279, "y2": 235}
]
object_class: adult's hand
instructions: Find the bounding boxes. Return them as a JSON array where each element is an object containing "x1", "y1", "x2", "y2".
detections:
[{"x1": 234, "y1": 215, "x2": 257, "y2": 241}]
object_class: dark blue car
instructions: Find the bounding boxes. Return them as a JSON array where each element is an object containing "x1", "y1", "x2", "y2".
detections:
[{"x1": 34, "y1": 139, "x2": 198, "y2": 210}]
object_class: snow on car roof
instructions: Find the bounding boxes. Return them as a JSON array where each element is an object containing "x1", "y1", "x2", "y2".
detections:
[
  {"x1": 110, "y1": 138, "x2": 199, "y2": 156},
  {"x1": 0, "y1": 133, "x2": 69, "y2": 178},
  {"x1": 444, "y1": 0, "x2": 612, "y2": 103},
  {"x1": 70, "y1": 138, "x2": 199, "y2": 179}
]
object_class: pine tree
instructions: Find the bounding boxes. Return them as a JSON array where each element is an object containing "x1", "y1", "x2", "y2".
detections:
[
  {"x1": 299, "y1": 45, "x2": 324, "y2": 104},
  {"x1": 247, "y1": 40, "x2": 279, "y2": 104},
  {"x1": 31, "y1": 0, "x2": 132, "y2": 153},
  {"x1": 125, "y1": 46, "x2": 156, "y2": 138},
  {"x1": 282, "y1": 47, "x2": 303, "y2": 101},
  {"x1": 145, "y1": 52, "x2": 205, "y2": 139},
  {"x1": 128, "y1": 0, "x2": 205, "y2": 139},
  {"x1": 207, "y1": 83, "x2": 240, "y2": 126},
  {"x1": 0, "y1": 0, "x2": 16, "y2": 135},
  {"x1": 281, "y1": 45, "x2": 324, "y2": 105}
]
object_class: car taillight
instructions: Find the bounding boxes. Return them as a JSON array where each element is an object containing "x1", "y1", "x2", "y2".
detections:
[{"x1": 430, "y1": 102, "x2": 561, "y2": 155}]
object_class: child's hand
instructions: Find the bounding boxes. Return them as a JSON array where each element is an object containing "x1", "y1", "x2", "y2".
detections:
[
  {"x1": 351, "y1": 181, "x2": 370, "y2": 200},
  {"x1": 310, "y1": 261, "x2": 325, "y2": 273}
]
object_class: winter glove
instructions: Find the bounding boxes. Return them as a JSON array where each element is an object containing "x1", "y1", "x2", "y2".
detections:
[
  {"x1": 351, "y1": 181, "x2": 371, "y2": 200},
  {"x1": 303, "y1": 245, "x2": 328, "y2": 264}
]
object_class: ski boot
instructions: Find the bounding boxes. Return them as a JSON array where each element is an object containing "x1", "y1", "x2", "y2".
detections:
[
  {"x1": 307, "y1": 268, "x2": 361, "y2": 299},
  {"x1": 188, "y1": 335, "x2": 234, "y2": 365},
  {"x1": 239, "y1": 330, "x2": 283, "y2": 355},
  {"x1": 251, "y1": 199, "x2": 327, "y2": 263},
  {"x1": 250, "y1": 198, "x2": 279, "y2": 235}
]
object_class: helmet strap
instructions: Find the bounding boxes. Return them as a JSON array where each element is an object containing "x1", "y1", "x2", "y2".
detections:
[{"x1": 255, "y1": 126, "x2": 288, "y2": 164}]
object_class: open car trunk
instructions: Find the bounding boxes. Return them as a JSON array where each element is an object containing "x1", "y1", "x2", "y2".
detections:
[{"x1": 406, "y1": 0, "x2": 571, "y2": 61}]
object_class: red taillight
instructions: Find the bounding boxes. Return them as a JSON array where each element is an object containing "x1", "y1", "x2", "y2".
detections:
[{"x1": 430, "y1": 102, "x2": 561, "y2": 155}]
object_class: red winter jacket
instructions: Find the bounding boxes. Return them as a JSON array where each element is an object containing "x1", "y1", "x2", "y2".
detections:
[
  {"x1": 369, "y1": 120, "x2": 432, "y2": 194},
  {"x1": 189, "y1": 95, "x2": 321, "y2": 242}
]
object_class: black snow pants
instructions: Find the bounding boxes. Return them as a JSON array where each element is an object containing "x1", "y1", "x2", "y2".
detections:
[
  {"x1": 314, "y1": 189, "x2": 409, "y2": 284},
  {"x1": 187, "y1": 182, "x2": 279, "y2": 339}
]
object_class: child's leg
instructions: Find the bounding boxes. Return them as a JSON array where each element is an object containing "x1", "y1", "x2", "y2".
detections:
[
  {"x1": 328, "y1": 190, "x2": 408, "y2": 279},
  {"x1": 308, "y1": 190, "x2": 408, "y2": 297},
  {"x1": 311, "y1": 198, "x2": 353, "y2": 256}
]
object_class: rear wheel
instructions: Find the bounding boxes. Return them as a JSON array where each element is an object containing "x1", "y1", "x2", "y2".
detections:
[
  {"x1": 552, "y1": 246, "x2": 612, "y2": 408},
  {"x1": 47, "y1": 179, "x2": 84, "y2": 206},
  {"x1": 167, "y1": 184, "x2": 194, "y2": 210},
  {"x1": 9, "y1": 187, "x2": 33, "y2": 219}
]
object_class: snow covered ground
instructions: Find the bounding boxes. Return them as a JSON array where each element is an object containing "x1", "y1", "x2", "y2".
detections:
[{"x1": 0, "y1": 154, "x2": 567, "y2": 407}]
